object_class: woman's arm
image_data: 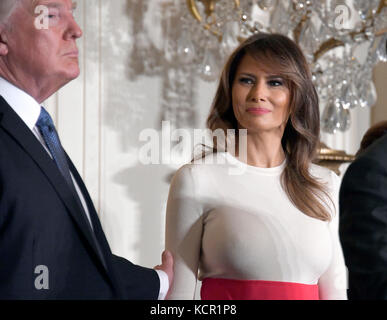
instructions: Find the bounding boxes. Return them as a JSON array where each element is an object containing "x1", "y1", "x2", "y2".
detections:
[
  {"x1": 318, "y1": 171, "x2": 348, "y2": 300},
  {"x1": 165, "y1": 165, "x2": 204, "y2": 299}
]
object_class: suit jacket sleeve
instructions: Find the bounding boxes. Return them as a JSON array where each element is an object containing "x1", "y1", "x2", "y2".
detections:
[
  {"x1": 339, "y1": 155, "x2": 387, "y2": 299},
  {"x1": 111, "y1": 254, "x2": 160, "y2": 300}
]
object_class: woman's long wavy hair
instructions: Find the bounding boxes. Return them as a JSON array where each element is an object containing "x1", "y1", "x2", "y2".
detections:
[{"x1": 206, "y1": 33, "x2": 333, "y2": 221}]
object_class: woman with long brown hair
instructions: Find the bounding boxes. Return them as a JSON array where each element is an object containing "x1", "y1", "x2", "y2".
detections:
[{"x1": 165, "y1": 33, "x2": 347, "y2": 300}]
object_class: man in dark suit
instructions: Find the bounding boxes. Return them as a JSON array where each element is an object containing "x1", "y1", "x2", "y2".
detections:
[
  {"x1": 339, "y1": 132, "x2": 387, "y2": 299},
  {"x1": 0, "y1": 0, "x2": 173, "y2": 299}
]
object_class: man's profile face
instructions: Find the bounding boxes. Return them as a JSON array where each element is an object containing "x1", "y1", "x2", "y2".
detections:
[{"x1": 5, "y1": 0, "x2": 82, "y2": 89}]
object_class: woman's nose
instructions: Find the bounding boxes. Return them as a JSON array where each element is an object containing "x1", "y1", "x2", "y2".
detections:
[{"x1": 248, "y1": 80, "x2": 267, "y2": 103}]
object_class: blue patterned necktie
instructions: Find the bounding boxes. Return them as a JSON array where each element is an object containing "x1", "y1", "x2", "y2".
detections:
[
  {"x1": 36, "y1": 107, "x2": 107, "y2": 268},
  {"x1": 36, "y1": 107, "x2": 74, "y2": 189}
]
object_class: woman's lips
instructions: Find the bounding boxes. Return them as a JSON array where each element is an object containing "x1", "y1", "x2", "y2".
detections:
[{"x1": 247, "y1": 107, "x2": 271, "y2": 115}]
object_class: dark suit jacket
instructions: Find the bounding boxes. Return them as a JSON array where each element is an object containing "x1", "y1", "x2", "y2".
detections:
[
  {"x1": 339, "y1": 133, "x2": 387, "y2": 300},
  {"x1": 0, "y1": 97, "x2": 160, "y2": 299}
]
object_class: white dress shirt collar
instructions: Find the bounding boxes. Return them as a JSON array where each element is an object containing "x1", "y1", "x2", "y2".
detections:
[{"x1": 0, "y1": 77, "x2": 41, "y2": 130}]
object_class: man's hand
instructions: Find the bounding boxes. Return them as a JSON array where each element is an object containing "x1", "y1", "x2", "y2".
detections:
[{"x1": 154, "y1": 250, "x2": 174, "y2": 299}]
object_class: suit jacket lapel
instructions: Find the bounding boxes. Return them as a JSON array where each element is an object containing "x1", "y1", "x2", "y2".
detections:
[{"x1": 0, "y1": 99, "x2": 109, "y2": 275}]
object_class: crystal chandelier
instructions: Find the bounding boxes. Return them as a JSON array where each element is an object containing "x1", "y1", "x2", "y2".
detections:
[{"x1": 175, "y1": 0, "x2": 387, "y2": 134}]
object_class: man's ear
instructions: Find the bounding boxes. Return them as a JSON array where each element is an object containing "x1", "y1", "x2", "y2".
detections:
[{"x1": 0, "y1": 26, "x2": 9, "y2": 56}]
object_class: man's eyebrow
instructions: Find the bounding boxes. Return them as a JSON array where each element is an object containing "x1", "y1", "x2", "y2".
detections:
[{"x1": 38, "y1": 1, "x2": 77, "y2": 10}]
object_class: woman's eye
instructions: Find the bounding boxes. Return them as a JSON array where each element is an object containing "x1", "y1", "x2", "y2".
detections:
[
  {"x1": 239, "y1": 77, "x2": 254, "y2": 85},
  {"x1": 268, "y1": 80, "x2": 283, "y2": 87}
]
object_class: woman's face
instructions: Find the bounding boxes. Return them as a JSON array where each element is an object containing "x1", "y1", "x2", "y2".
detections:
[{"x1": 232, "y1": 53, "x2": 290, "y2": 135}]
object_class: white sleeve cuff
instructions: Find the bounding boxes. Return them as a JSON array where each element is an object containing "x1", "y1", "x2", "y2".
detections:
[{"x1": 155, "y1": 269, "x2": 169, "y2": 300}]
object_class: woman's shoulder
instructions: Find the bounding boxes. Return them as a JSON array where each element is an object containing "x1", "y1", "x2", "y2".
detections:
[
  {"x1": 181, "y1": 152, "x2": 228, "y2": 170},
  {"x1": 171, "y1": 152, "x2": 229, "y2": 184}
]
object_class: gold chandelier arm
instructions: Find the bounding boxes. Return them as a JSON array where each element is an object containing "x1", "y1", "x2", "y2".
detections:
[
  {"x1": 377, "y1": 0, "x2": 387, "y2": 14},
  {"x1": 186, "y1": 0, "x2": 240, "y2": 40},
  {"x1": 187, "y1": 0, "x2": 217, "y2": 22},
  {"x1": 187, "y1": 0, "x2": 202, "y2": 22},
  {"x1": 313, "y1": 28, "x2": 387, "y2": 62},
  {"x1": 293, "y1": 14, "x2": 308, "y2": 44},
  {"x1": 313, "y1": 38, "x2": 344, "y2": 62}
]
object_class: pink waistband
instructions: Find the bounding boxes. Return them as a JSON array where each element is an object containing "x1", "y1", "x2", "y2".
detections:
[{"x1": 201, "y1": 278, "x2": 319, "y2": 300}]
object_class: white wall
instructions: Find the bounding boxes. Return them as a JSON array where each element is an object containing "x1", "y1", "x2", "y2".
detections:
[{"x1": 44, "y1": 0, "x2": 377, "y2": 271}]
